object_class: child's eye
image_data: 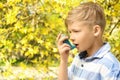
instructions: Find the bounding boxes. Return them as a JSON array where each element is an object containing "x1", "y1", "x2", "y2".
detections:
[
  {"x1": 74, "y1": 31, "x2": 79, "y2": 32},
  {"x1": 68, "y1": 30, "x2": 81, "y2": 34},
  {"x1": 74, "y1": 30, "x2": 81, "y2": 32}
]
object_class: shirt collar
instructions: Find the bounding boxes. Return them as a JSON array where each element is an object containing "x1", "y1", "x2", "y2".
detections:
[
  {"x1": 92, "y1": 42, "x2": 111, "y2": 58},
  {"x1": 79, "y1": 42, "x2": 111, "y2": 61}
]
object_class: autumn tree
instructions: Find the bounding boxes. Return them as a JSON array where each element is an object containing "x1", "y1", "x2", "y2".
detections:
[{"x1": 0, "y1": 0, "x2": 120, "y2": 69}]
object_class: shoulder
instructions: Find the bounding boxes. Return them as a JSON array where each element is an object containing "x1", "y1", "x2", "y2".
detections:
[
  {"x1": 98, "y1": 52, "x2": 120, "y2": 79},
  {"x1": 98, "y1": 51, "x2": 120, "y2": 71}
]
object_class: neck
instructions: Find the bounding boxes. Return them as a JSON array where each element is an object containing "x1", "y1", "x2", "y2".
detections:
[{"x1": 86, "y1": 39, "x2": 104, "y2": 57}]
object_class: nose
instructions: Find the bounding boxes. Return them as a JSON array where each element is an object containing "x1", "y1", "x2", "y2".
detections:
[{"x1": 70, "y1": 34, "x2": 75, "y2": 42}]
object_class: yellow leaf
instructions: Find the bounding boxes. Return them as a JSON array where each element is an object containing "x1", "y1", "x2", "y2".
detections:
[
  {"x1": 20, "y1": 38, "x2": 27, "y2": 44},
  {"x1": 23, "y1": 0, "x2": 32, "y2": 3},
  {"x1": 19, "y1": 62, "x2": 27, "y2": 69},
  {"x1": 0, "y1": 2, "x2": 3, "y2": 9},
  {"x1": 28, "y1": 34, "x2": 34, "y2": 40},
  {"x1": 14, "y1": 21, "x2": 23, "y2": 30},
  {"x1": 41, "y1": 28, "x2": 49, "y2": 35},
  {"x1": 31, "y1": 58, "x2": 38, "y2": 63},
  {"x1": 33, "y1": 46, "x2": 39, "y2": 54},
  {"x1": 45, "y1": 51, "x2": 48, "y2": 56},
  {"x1": 6, "y1": 7, "x2": 19, "y2": 24},
  {"x1": 37, "y1": 39, "x2": 44, "y2": 44},
  {"x1": 53, "y1": 48, "x2": 58, "y2": 52},
  {"x1": 45, "y1": 42, "x2": 51, "y2": 49}
]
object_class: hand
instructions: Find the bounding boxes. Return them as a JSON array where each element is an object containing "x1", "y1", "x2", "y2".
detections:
[{"x1": 56, "y1": 33, "x2": 71, "y2": 62}]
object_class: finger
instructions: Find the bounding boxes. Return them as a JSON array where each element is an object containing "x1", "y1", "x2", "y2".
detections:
[
  {"x1": 59, "y1": 46, "x2": 70, "y2": 52},
  {"x1": 60, "y1": 46, "x2": 71, "y2": 54},
  {"x1": 61, "y1": 43, "x2": 70, "y2": 48},
  {"x1": 62, "y1": 47, "x2": 70, "y2": 52},
  {"x1": 58, "y1": 36, "x2": 68, "y2": 45},
  {"x1": 59, "y1": 44, "x2": 71, "y2": 50},
  {"x1": 58, "y1": 44, "x2": 71, "y2": 55}
]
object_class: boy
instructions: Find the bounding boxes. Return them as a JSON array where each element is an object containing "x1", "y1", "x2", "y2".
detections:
[{"x1": 56, "y1": 2, "x2": 120, "y2": 80}]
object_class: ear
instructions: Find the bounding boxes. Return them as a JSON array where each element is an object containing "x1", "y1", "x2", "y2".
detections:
[{"x1": 93, "y1": 25, "x2": 101, "y2": 37}]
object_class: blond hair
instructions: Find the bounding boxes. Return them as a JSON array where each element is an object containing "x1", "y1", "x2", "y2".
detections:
[{"x1": 65, "y1": 2, "x2": 106, "y2": 31}]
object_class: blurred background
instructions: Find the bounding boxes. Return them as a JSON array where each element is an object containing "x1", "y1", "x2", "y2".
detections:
[{"x1": 0, "y1": 0, "x2": 120, "y2": 80}]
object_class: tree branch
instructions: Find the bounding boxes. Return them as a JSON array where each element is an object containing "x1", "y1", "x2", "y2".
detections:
[{"x1": 109, "y1": 19, "x2": 120, "y2": 35}]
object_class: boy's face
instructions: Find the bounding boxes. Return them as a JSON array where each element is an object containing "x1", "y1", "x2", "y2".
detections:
[{"x1": 68, "y1": 22, "x2": 96, "y2": 52}]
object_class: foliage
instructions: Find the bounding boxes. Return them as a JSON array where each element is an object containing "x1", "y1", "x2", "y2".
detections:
[{"x1": 0, "y1": 0, "x2": 120, "y2": 79}]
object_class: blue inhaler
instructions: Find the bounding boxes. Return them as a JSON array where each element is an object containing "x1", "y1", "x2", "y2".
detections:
[{"x1": 62, "y1": 34, "x2": 76, "y2": 50}]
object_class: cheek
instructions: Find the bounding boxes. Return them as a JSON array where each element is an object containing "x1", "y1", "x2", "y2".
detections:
[
  {"x1": 77, "y1": 32, "x2": 94, "y2": 45},
  {"x1": 77, "y1": 32, "x2": 88, "y2": 42}
]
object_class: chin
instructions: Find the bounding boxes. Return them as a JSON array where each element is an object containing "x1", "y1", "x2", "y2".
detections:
[{"x1": 78, "y1": 48, "x2": 86, "y2": 52}]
